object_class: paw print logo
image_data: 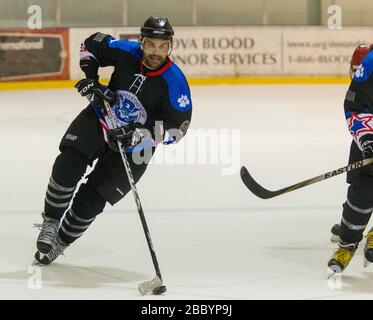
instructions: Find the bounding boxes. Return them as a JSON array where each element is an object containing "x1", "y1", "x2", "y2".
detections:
[
  {"x1": 355, "y1": 64, "x2": 364, "y2": 78},
  {"x1": 159, "y1": 19, "x2": 166, "y2": 27},
  {"x1": 177, "y1": 94, "x2": 190, "y2": 108}
]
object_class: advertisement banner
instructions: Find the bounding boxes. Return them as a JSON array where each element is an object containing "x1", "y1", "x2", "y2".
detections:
[
  {"x1": 68, "y1": 26, "x2": 373, "y2": 79},
  {"x1": 170, "y1": 27, "x2": 282, "y2": 77},
  {"x1": 168, "y1": 27, "x2": 373, "y2": 77},
  {"x1": 0, "y1": 28, "x2": 69, "y2": 81},
  {"x1": 282, "y1": 28, "x2": 372, "y2": 75}
]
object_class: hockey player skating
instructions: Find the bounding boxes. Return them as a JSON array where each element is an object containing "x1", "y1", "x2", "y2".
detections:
[
  {"x1": 329, "y1": 44, "x2": 373, "y2": 244},
  {"x1": 328, "y1": 43, "x2": 373, "y2": 274},
  {"x1": 34, "y1": 16, "x2": 192, "y2": 265}
]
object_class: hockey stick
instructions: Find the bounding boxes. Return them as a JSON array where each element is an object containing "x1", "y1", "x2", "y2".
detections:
[
  {"x1": 102, "y1": 100, "x2": 166, "y2": 296},
  {"x1": 240, "y1": 158, "x2": 373, "y2": 199}
]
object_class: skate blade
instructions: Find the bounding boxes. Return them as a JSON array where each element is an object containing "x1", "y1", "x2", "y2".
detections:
[
  {"x1": 364, "y1": 257, "x2": 372, "y2": 268},
  {"x1": 32, "y1": 259, "x2": 47, "y2": 267},
  {"x1": 327, "y1": 269, "x2": 336, "y2": 280},
  {"x1": 330, "y1": 234, "x2": 341, "y2": 243},
  {"x1": 31, "y1": 259, "x2": 39, "y2": 266},
  {"x1": 327, "y1": 266, "x2": 342, "y2": 280}
]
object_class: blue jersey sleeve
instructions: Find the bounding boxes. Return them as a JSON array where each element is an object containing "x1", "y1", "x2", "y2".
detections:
[
  {"x1": 162, "y1": 63, "x2": 192, "y2": 112},
  {"x1": 159, "y1": 63, "x2": 192, "y2": 144},
  {"x1": 82, "y1": 33, "x2": 141, "y2": 68},
  {"x1": 106, "y1": 37, "x2": 141, "y2": 60}
]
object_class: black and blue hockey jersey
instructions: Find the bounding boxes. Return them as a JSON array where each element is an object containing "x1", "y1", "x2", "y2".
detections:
[
  {"x1": 79, "y1": 32, "x2": 192, "y2": 150},
  {"x1": 345, "y1": 49, "x2": 373, "y2": 149}
]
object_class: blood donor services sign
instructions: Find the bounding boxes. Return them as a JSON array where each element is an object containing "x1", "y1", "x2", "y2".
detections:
[{"x1": 170, "y1": 27, "x2": 282, "y2": 77}]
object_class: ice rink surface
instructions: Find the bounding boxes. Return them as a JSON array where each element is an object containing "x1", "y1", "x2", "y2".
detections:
[{"x1": 1, "y1": 83, "x2": 373, "y2": 300}]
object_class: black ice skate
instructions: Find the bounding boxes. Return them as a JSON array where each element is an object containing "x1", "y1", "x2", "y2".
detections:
[
  {"x1": 34, "y1": 212, "x2": 60, "y2": 253},
  {"x1": 34, "y1": 236, "x2": 69, "y2": 265},
  {"x1": 364, "y1": 228, "x2": 373, "y2": 267},
  {"x1": 330, "y1": 223, "x2": 341, "y2": 242}
]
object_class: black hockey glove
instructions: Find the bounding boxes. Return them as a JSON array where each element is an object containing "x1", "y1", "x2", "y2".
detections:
[
  {"x1": 362, "y1": 140, "x2": 373, "y2": 159},
  {"x1": 75, "y1": 78, "x2": 115, "y2": 107},
  {"x1": 107, "y1": 123, "x2": 151, "y2": 152},
  {"x1": 361, "y1": 137, "x2": 373, "y2": 174}
]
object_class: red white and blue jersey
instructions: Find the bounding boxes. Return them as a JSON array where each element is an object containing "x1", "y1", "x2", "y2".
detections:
[
  {"x1": 79, "y1": 32, "x2": 192, "y2": 151},
  {"x1": 345, "y1": 49, "x2": 373, "y2": 149}
]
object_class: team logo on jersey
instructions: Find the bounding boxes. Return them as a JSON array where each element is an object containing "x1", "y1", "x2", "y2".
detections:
[
  {"x1": 113, "y1": 90, "x2": 147, "y2": 126},
  {"x1": 177, "y1": 94, "x2": 190, "y2": 108},
  {"x1": 348, "y1": 113, "x2": 373, "y2": 137}
]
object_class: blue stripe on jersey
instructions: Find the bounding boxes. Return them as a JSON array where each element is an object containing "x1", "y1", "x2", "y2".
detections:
[
  {"x1": 107, "y1": 37, "x2": 141, "y2": 59},
  {"x1": 353, "y1": 50, "x2": 373, "y2": 82},
  {"x1": 161, "y1": 63, "x2": 192, "y2": 112},
  {"x1": 345, "y1": 111, "x2": 352, "y2": 119}
]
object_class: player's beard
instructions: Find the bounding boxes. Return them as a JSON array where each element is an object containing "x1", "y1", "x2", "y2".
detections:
[{"x1": 142, "y1": 53, "x2": 166, "y2": 70}]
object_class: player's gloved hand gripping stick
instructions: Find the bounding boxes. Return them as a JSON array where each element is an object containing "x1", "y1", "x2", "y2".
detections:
[
  {"x1": 75, "y1": 78, "x2": 116, "y2": 107},
  {"x1": 107, "y1": 123, "x2": 148, "y2": 152}
]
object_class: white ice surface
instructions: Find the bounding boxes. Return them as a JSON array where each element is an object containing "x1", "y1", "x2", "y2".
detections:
[{"x1": 1, "y1": 84, "x2": 373, "y2": 299}]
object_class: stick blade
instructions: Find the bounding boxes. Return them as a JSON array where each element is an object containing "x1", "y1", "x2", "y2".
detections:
[
  {"x1": 138, "y1": 276, "x2": 163, "y2": 296},
  {"x1": 240, "y1": 166, "x2": 277, "y2": 199}
]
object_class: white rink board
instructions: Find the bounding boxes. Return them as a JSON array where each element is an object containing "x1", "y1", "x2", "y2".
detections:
[{"x1": 69, "y1": 26, "x2": 373, "y2": 79}]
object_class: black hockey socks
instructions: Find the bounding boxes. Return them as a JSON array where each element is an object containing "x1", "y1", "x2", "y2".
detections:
[
  {"x1": 58, "y1": 184, "x2": 106, "y2": 244},
  {"x1": 340, "y1": 195, "x2": 373, "y2": 244},
  {"x1": 44, "y1": 148, "x2": 89, "y2": 220}
]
